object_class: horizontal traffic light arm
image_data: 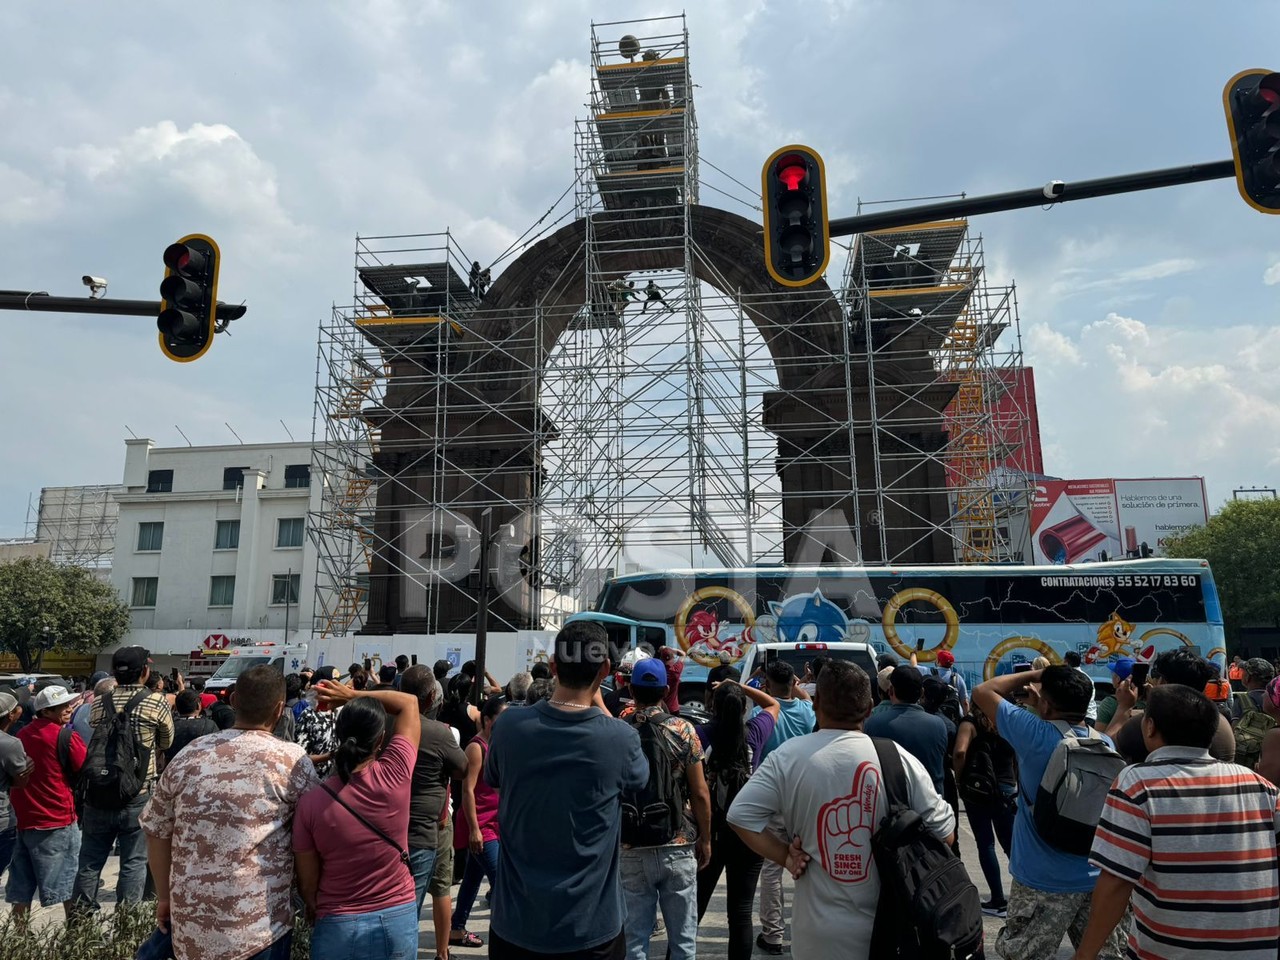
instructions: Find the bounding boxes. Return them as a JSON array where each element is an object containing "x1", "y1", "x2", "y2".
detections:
[
  {"x1": 826, "y1": 159, "x2": 1235, "y2": 236},
  {"x1": 0, "y1": 292, "x2": 246, "y2": 321}
]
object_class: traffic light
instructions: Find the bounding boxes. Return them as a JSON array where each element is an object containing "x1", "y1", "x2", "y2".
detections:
[
  {"x1": 158, "y1": 234, "x2": 220, "y2": 361},
  {"x1": 761, "y1": 145, "x2": 830, "y2": 287},
  {"x1": 1223, "y1": 69, "x2": 1280, "y2": 214}
]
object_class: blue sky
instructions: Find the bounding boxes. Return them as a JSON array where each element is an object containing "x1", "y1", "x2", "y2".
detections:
[{"x1": 1, "y1": 0, "x2": 1277, "y2": 537}]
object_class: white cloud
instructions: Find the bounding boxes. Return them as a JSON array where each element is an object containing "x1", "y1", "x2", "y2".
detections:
[
  {"x1": 1026, "y1": 323, "x2": 1082, "y2": 366},
  {"x1": 1264, "y1": 260, "x2": 1280, "y2": 285}
]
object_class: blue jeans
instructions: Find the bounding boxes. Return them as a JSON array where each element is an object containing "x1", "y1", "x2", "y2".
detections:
[
  {"x1": 311, "y1": 900, "x2": 419, "y2": 960},
  {"x1": 451, "y1": 839, "x2": 499, "y2": 932},
  {"x1": 5, "y1": 824, "x2": 81, "y2": 906},
  {"x1": 620, "y1": 845, "x2": 698, "y2": 960},
  {"x1": 0, "y1": 826, "x2": 15, "y2": 879},
  {"x1": 966, "y1": 789, "x2": 1016, "y2": 904},
  {"x1": 409, "y1": 846, "x2": 437, "y2": 918},
  {"x1": 73, "y1": 794, "x2": 150, "y2": 908}
]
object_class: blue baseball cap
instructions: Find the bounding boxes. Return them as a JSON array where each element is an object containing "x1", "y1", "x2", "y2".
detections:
[
  {"x1": 630, "y1": 659, "x2": 668, "y2": 688},
  {"x1": 1111, "y1": 657, "x2": 1136, "y2": 682}
]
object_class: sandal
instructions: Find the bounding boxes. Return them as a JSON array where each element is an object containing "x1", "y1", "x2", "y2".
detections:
[{"x1": 449, "y1": 931, "x2": 484, "y2": 948}]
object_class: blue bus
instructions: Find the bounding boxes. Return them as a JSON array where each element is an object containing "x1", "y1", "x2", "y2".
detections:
[{"x1": 568, "y1": 558, "x2": 1225, "y2": 694}]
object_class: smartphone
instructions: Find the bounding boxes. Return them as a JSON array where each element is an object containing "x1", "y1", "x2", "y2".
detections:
[
  {"x1": 1130, "y1": 662, "x2": 1150, "y2": 687},
  {"x1": 411, "y1": 654, "x2": 418, "y2": 666},
  {"x1": 363, "y1": 658, "x2": 372, "y2": 674},
  {"x1": 170, "y1": 668, "x2": 179, "y2": 682},
  {"x1": 1013, "y1": 663, "x2": 1032, "y2": 674},
  {"x1": 916, "y1": 637, "x2": 926, "y2": 652}
]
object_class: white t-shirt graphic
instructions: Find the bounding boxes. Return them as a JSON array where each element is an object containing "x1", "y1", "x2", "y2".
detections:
[{"x1": 729, "y1": 729, "x2": 954, "y2": 960}]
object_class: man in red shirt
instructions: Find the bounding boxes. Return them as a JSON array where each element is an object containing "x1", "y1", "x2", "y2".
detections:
[
  {"x1": 7, "y1": 686, "x2": 86, "y2": 924},
  {"x1": 658, "y1": 646, "x2": 685, "y2": 715}
]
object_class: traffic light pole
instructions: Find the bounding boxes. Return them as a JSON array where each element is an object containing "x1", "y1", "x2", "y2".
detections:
[
  {"x1": 826, "y1": 159, "x2": 1236, "y2": 237},
  {"x1": 0, "y1": 292, "x2": 245, "y2": 321}
]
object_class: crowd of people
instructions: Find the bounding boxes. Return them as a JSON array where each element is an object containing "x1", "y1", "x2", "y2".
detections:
[{"x1": 0, "y1": 632, "x2": 1277, "y2": 960}]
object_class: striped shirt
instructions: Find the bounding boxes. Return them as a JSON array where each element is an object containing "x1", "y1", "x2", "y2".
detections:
[
  {"x1": 1090, "y1": 745, "x2": 1280, "y2": 960},
  {"x1": 89, "y1": 685, "x2": 174, "y2": 785}
]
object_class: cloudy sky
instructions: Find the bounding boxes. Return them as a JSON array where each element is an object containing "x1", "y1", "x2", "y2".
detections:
[{"x1": 1, "y1": 0, "x2": 1277, "y2": 538}]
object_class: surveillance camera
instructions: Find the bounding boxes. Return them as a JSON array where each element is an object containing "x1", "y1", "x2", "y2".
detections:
[
  {"x1": 1043, "y1": 180, "x2": 1066, "y2": 200},
  {"x1": 81, "y1": 275, "x2": 108, "y2": 299}
]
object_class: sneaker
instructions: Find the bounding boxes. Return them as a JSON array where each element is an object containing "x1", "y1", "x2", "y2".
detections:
[
  {"x1": 981, "y1": 900, "x2": 1007, "y2": 918},
  {"x1": 755, "y1": 933, "x2": 785, "y2": 955}
]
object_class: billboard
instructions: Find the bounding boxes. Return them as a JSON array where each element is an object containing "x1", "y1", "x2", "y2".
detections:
[{"x1": 1031, "y1": 477, "x2": 1209, "y2": 564}]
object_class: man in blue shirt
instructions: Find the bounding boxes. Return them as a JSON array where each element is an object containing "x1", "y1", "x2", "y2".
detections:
[
  {"x1": 864, "y1": 665, "x2": 950, "y2": 793},
  {"x1": 485, "y1": 621, "x2": 648, "y2": 960},
  {"x1": 972, "y1": 666, "x2": 1127, "y2": 960},
  {"x1": 755, "y1": 661, "x2": 816, "y2": 955}
]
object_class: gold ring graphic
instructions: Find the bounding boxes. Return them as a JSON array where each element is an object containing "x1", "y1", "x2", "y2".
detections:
[
  {"x1": 983, "y1": 637, "x2": 1063, "y2": 681},
  {"x1": 675, "y1": 586, "x2": 756, "y2": 668},
  {"x1": 882, "y1": 588, "x2": 959, "y2": 661}
]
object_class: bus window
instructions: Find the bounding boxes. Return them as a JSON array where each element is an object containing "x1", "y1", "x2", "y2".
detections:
[
  {"x1": 638, "y1": 625, "x2": 668, "y2": 651},
  {"x1": 603, "y1": 622, "x2": 632, "y2": 657}
]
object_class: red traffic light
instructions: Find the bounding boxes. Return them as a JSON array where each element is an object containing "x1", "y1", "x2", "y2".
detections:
[
  {"x1": 163, "y1": 242, "x2": 207, "y2": 276},
  {"x1": 1225, "y1": 69, "x2": 1280, "y2": 215},
  {"x1": 776, "y1": 155, "x2": 808, "y2": 191}
]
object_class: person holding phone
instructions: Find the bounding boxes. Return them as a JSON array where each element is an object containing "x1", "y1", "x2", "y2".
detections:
[
  {"x1": 1103, "y1": 648, "x2": 1236, "y2": 764},
  {"x1": 1093, "y1": 658, "x2": 1141, "y2": 731}
]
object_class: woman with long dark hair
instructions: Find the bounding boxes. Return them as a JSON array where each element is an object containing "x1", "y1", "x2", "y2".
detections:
[
  {"x1": 694, "y1": 679, "x2": 779, "y2": 960},
  {"x1": 294, "y1": 683, "x2": 421, "y2": 960},
  {"x1": 953, "y1": 703, "x2": 1018, "y2": 917},
  {"x1": 438, "y1": 673, "x2": 480, "y2": 747},
  {"x1": 448, "y1": 695, "x2": 506, "y2": 949}
]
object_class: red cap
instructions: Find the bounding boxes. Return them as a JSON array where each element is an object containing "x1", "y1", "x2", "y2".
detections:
[{"x1": 935, "y1": 649, "x2": 955, "y2": 668}]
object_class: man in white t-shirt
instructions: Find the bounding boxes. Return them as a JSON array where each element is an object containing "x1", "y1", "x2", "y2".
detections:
[{"x1": 728, "y1": 660, "x2": 955, "y2": 960}]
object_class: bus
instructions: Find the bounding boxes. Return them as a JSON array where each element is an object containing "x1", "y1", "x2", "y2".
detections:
[{"x1": 567, "y1": 558, "x2": 1225, "y2": 698}]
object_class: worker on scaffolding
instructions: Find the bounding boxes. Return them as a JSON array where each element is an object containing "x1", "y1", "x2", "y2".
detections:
[
  {"x1": 607, "y1": 278, "x2": 637, "y2": 319},
  {"x1": 469, "y1": 261, "x2": 491, "y2": 299},
  {"x1": 638, "y1": 279, "x2": 669, "y2": 314}
]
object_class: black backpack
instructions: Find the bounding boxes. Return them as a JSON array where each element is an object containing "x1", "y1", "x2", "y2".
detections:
[
  {"x1": 706, "y1": 737, "x2": 753, "y2": 822},
  {"x1": 870, "y1": 738, "x2": 985, "y2": 960},
  {"x1": 79, "y1": 690, "x2": 152, "y2": 811},
  {"x1": 957, "y1": 733, "x2": 1001, "y2": 807},
  {"x1": 931, "y1": 672, "x2": 965, "y2": 728},
  {"x1": 620, "y1": 714, "x2": 686, "y2": 847}
]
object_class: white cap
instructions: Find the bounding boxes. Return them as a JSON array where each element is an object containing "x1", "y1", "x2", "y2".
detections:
[{"x1": 32, "y1": 686, "x2": 77, "y2": 712}]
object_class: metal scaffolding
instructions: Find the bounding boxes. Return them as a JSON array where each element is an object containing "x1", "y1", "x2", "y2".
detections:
[
  {"x1": 842, "y1": 220, "x2": 1033, "y2": 562},
  {"x1": 26, "y1": 485, "x2": 121, "y2": 568},
  {"x1": 307, "y1": 16, "x2": 1036, "y2": 645}
]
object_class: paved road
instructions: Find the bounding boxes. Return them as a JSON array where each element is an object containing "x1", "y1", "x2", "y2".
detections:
[{"x1": 39, "y1": 811, "x2": 1078, "y2": 959}]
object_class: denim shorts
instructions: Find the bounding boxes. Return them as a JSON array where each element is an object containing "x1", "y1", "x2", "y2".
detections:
[
  {"x1": 5, "y1": 825, "x2": 81, "y2": 906},
  {"x1": 310, "y1": 900, "x2": 419, "y2": 960}
]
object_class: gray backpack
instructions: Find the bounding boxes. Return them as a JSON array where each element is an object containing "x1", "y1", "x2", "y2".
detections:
[{"x1": 1032, "y1": 721, "x2": 1126, "y2": 857}]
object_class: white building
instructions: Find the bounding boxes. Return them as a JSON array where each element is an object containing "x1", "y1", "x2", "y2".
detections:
[{"x1": 108, "y1": 438, "x2": 321, "y2": 674}]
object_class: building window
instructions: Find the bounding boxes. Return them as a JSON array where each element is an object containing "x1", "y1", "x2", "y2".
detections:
[
  {"x1": 284, "y1": 464, "x2": 311, "y2": 489},
  {"x1": 215, "y1": 519, "x2": 240, "y2": 550},
  {"x1": 136, "y1": 521, "x2": 164, "y2": 552},
  {"x1": 146, "y1": 470, "x2": 173, "y2": 493},
  {"x1": 130, "y1": 577, "x2": 158, "y2": 608},
  {"x1": 277, "y1": 517, "x2": 304, "y2": 548},
  {"x1": 271, "y1": 573, "x2": 301, "y2": 605},
  {"x1": 223, "y1": 467, "x2": 248, "y2": 491},
  {"x1": 209, "y1": 575, "x2": 236, "y2": 607}
]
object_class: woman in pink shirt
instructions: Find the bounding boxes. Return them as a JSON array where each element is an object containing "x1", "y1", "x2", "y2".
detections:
[
  {"x1": 448, "y1": 695, "x2": 505, "y2": 950},
  {"x1": 294, "y1": 683, "x2": 421, "y2": 960}
]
